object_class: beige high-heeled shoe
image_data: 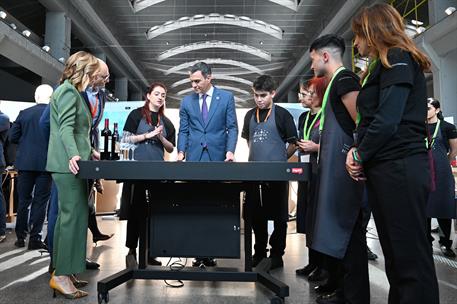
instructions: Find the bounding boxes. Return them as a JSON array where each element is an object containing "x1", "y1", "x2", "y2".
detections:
[{"x1": 49, "y1": 274, "x2": 88, "y2": 299}]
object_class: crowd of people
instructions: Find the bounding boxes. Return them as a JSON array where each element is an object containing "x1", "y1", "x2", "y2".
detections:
[{"x1": 0, "y1": 3, "x2": 455, "y2": 303}]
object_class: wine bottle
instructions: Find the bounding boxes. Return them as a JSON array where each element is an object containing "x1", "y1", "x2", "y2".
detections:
[
  {"x1": 111, "y1": 122, "x2": 120, "y2": 160},
  {"x1": 101, "y1": 118, "x2": 112, "y2": 160}
]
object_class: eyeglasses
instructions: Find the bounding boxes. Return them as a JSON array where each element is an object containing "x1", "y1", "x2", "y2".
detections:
[
  {"x1": 98, "y1": 74, "x2": 110, "y2": 81},
  {"x1": 298, "y1": 91, "x2": 316, "y2": 99}
]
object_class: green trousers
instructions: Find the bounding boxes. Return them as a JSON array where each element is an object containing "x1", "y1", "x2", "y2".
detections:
[{"x1": 52, "y1": 173, "x2": 88, "y2": 276}]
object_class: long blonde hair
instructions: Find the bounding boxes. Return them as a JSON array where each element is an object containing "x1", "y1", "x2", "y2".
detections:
[
  {"x1": 59, "y1": 51, "x2": 100, "y2": 91},
  {"x1": 351, "y1": 3, "x2": 431, "y2": 72}
]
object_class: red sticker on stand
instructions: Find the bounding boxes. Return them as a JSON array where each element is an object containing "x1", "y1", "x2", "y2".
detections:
[{"x1": 291, "y1": 168, "x2": 303, "y2": 174}]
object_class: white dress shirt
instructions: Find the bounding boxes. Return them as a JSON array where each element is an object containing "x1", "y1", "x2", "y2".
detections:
[{"x1": 199, "y1": 85, "x2": 214, "y2": 111}]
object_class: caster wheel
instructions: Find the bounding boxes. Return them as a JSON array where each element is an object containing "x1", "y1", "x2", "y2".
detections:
[
  {"x1": 98, "y1": 292, "x2": 109, "y2": 304},
  {"x1": 270, "y1": 296, "x2": 284, "y2": 304}
]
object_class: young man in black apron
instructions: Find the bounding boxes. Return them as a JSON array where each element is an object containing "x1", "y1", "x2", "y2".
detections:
[
  {"x1": 241, "y1": 75, "x2": 298, "y2": 269},
  {"x1": 309, "y1": 34, "x2": 368, "y2": 304}
]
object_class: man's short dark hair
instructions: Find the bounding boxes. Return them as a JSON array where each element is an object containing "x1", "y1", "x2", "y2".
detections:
[
  {"x1": 309, "y1": 34, "x2": 346, "y2": 57},
  {"x1": 253, "y1": 75, "x2": 277, "y2": 93},
  {"x1": 190, "y1": 62, "x2": 212, "y2": 77}
]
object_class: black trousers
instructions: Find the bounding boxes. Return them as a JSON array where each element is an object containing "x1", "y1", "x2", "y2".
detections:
[
  {"x1": 126, "y1": 183, "x2": 147, "y2": 250},
  {"x1": 342, "y1": 211, "x2": 370, "y2": 304},
  {"x1": 365, "y1": 153, "x2": 439, "y2": 304},
  {"x1": 252, "y1": 216, "x2": 287, "y2": 258},
  {"x1": 15, "y1": 171, "x2": 52, "y2": 241},
  {"x1": 321, "y1": 210, "x2": 370, "y2": 304},
  {"x1": 308, "y1": 248, "x2": 323, "y2": 267},
  {"x1": 428, "y1": 218, "x2": 453, "y2": 248}
]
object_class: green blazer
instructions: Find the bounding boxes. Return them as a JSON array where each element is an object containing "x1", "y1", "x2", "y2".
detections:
[{"x1": 46, "y1": 80, "x2": 92, "y2": 173}]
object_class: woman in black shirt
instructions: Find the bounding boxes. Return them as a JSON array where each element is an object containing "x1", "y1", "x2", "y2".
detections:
[
  {"x1": 347, "y1": 4, "x2": 439, "y2": 304},
  {"x1": 295, "y1": 76, "x2": 328, "y2": 282},
  {"x1": 120, "y1": 82, "x2": 176, "y2": 266},
  {"x1": 426, "y1": 98, "x2": 457, "y2": 258}
]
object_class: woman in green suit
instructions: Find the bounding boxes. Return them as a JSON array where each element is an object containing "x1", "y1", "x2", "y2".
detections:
[{"x1": 46, "y1": 51, "x2": 100, "y2": 299}]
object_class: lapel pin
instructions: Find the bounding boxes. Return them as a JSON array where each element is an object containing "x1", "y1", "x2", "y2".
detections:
[{"x1": 216, "y1": 96, "x2": 220, "y2": 100}]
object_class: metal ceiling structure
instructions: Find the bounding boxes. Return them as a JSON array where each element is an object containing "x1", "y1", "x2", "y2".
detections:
[
  {"x1": 2, "y1": 0, "x2": 383, "y2": 106},
  {"x1": 71, "y1": 0, "x2": 354, "y2": 106}
]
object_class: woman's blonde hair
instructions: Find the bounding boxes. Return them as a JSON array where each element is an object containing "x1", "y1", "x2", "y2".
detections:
[
  {"x1": 59, "y1": 51, "x2": 100, "y2": 91},
  {"x1": 351, "y1": 3, "x2": 431, "y2": 72}
]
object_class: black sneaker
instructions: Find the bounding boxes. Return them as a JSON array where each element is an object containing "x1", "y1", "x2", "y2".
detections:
[
  {"x1": 367, "y1": 246, "x2": 378, "y2": 260},
  {"x1": 14, "y1": 239, "x2": 25, "y2": 248},
  {"x1": 314, "y1": 283, "x2": 337, "y2": 294},
  {"x1": 308, "y1": 267, "x2": 327, "y2": 282},
  {"x1": 440, "y1": 246, "x2": 456, "y2": 258},
  {"x1": 296, "y1": 264, "x2": 316, "y2": 276},
  {"x1": 28, "y1": 240, "x2": 48, "y2": 250},
  {"x1": 269, "y1": 256, "x2": 284, "y2": 270},
  {"x1": 316, "y1": 291, "x2": 345, "y2": 304}
]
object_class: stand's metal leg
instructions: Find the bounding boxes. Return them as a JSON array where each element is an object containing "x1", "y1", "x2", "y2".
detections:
[
  {"x1": 243, "y1": 199, "x2": 253, "y2": 272},
  {"x1": 139, "y1": 183, "x2": 149, "y2": 269}
]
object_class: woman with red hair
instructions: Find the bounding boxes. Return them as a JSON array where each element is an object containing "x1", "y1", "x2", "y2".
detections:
[
  {"x1": 120, "y1": 82, "x2": 176, "y2": 266},
  {"x1": 295, "y1": 76, "x2": 328, "y2": 282}
]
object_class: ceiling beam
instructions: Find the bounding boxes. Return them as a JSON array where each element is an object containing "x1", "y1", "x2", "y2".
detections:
[
  {"x1": 275, "y1": 0, "x2": 369, "y2": 100},
  {"x1": 157, "y1": 40, "x2": 271, "y2": 62},
  {"x1": 39, "y1": 0, "x2": 148, "y2": 92},
  {"x1": 163, "y1": 58, "x2": 263, "y2": 76},
  {"x1": 146, "y1": 14, "x2": 284, "y2": 40}
]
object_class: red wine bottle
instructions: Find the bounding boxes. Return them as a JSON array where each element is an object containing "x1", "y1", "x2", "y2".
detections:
[
  {"x1": 101, "y1": 118, "x2": 112, "y2": 160},
  {"x1": 111, "y1": 122, "x2": 120, "y2": 160}
]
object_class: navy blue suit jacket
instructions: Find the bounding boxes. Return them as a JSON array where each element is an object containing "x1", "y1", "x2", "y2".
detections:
[
  {"x1": 9, "y1": 104, "x2": 49, "y2": 171},
  {"x1": 177, "y1": 87, "x2": 238, "y2": 161},
  {"x1": 0, "y1": 112, "x2": 10, "y2": 168}
]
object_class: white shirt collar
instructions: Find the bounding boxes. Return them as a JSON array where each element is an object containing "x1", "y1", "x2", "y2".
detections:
[{"x1": 200, "y1": 85, "x2": 214, "y2": 99}]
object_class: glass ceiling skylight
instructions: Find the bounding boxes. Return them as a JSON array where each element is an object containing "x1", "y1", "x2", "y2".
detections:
[
  {"x1": 157, "y1": 40, "x2": 271, "y2": 61},
  {"x1": 131, "y1": 0, "x2": 298, "y2": 13},
  {"x1": 146, "y1": 13, "x2": 283, "y2": 40},
  {"x1": 164, "y1": 59, "x2": 263, "y2": 75}
]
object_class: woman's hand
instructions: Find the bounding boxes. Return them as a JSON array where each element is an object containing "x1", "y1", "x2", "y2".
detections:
[
  {"x1": 297, "y1": 139, "x2": 319, "y2": 153},
  {"x1": 144, "y1": 125, "x2": 164, "y2": 140},
  {"x1": 91, "y1": 150, "x2": 100, "y2": 161},
  {"x1": 346, "y1": 147, "x2": 366, "y2": 181},
  {"x1": 69, "y1": 155, "x2": 81, "y2": 175}
]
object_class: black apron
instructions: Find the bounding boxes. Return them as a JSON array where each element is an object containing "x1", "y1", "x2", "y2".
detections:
[
  {"x1": 245, "y1": 105, "x2": 289, "y2": 221},
  {"x1": 119, "y1": 117, "x2": 167, "y2": 220},
  {"x1": 134, "y1": 117, "x2": 167, "y2": 161},
  {"x1": 426, "y1": 123, "x2": 456, "y2": 219},
  {"x1": 311, "y1": 97, "x2": 364, "y2": 259},
  {"x1": 296, "y1": 113, "x2": 320, "y2": 245}
]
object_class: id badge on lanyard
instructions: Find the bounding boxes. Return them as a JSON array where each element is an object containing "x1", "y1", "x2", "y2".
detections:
[{"x1": 300, "y1": 154, "x2": 311, "y2": 163}]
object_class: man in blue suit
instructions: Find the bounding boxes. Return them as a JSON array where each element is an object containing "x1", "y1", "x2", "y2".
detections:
[
  {"x1": 10, "y1": 84, "x2": 53, "y2": 250},
  {"x1": 177, "y1": 62, "x2": 238, "y2": 266},
  {"x1": 177, "y1": 62, "x2": 238, "y2": 162}
]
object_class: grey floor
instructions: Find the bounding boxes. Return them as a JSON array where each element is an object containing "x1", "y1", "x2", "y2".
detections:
[{"x1": 0, "y1": 218, "x2": 456, "y2": 304}]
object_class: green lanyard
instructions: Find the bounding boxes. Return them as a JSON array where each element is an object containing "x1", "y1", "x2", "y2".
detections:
[
  {"x1": 356, "y1": 59, "x2": 379, "y2": 126},
  {"x1": 319, "y1": 66, "x2": 346, "y2": 132},
  {"x1": 426, "y1": 119, "x2": 441, "y2": 149},
  {"x1": 303, "y1": 110, "x2": 321, "y2": 140}
]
